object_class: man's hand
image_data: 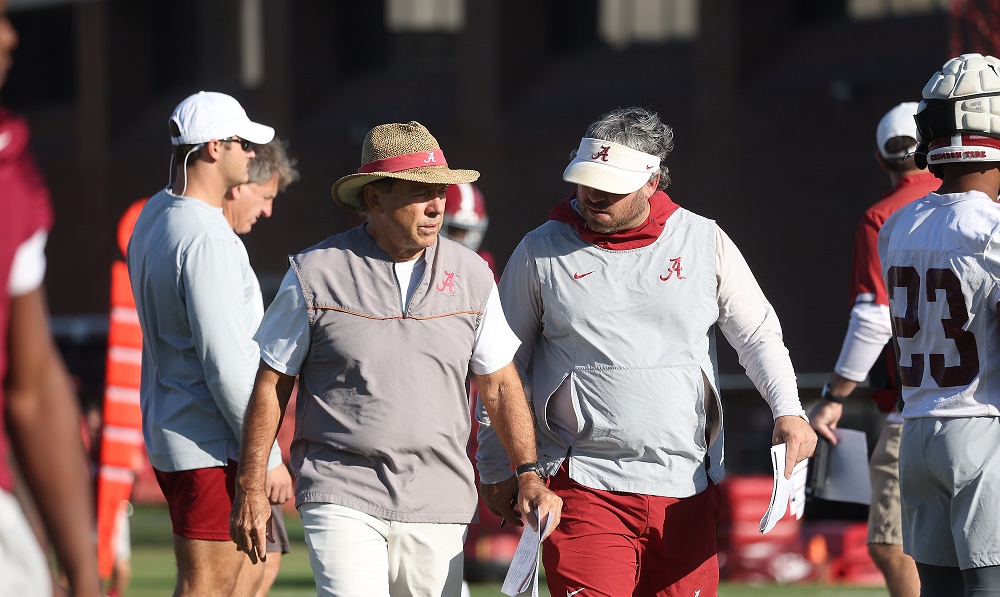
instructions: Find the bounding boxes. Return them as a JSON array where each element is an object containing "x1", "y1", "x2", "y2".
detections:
[
  {"x1": 808, "y1": 399, "x2": 844, "y2": 445},
  {"x1": 230, "y1": 363, "x2": 293, "y2": 564},
  {"x1": 481, "y1": 476, "x2": 520, "y2": 527},
  {"x1": 516, "y1": 474, "x2": 562, "y2": 540},
  {"x1": 482, "y1": 473, "x2": 563, "y2": 540},
  {"x1": 265, "y1": 464, "x2": 294, "y2": 505},
  {"x1": 810, "y1": 375, "x2": 856, "y2": 444},
  {"x1": 230, "y1": 480, "x2": 272, "y2": 564},
  {"x1": 773, "y1": 415, "x2": 818, "y2": 479}
]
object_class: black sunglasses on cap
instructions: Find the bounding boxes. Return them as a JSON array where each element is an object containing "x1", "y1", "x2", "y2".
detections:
[{"x1": 218, "y1": 137, "x2": 253, "y2": 152}]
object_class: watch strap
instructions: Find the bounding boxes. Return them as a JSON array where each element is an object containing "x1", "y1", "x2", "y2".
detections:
[
  {"x1": 514, "y1": 461, "x2": 545, "y2": 479},
  {"x1": 821, "y1": 382, "x2": 847, "y2": 404}
]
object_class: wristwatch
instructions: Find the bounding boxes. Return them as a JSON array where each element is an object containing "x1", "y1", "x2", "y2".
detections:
[
  {"x1": 821, "y1": 382, "x2": 847, "y2": 404},
  {"x1": 515, "y1": 461, "x2": 546, "y2": 480}
]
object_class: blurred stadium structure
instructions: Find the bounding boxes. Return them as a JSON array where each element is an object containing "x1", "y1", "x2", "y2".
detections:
[{"x1": 9, "y1": 0, "x2": 971, "y2": 380}]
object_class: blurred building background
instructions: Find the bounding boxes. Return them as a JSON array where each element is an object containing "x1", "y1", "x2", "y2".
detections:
[{"x1": 6, "y1": 0, "x2": 994, "y2": 440}]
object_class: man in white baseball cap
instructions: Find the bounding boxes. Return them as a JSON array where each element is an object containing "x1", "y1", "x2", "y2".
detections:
[
  {"x1": 809, "y1": 101, "x2": 938, "y2": 597},
  {"x1": 477, "y1": 106, "x2": 815, "y2": 597},
  {"x1": 126, "y1": 91, "x2": 282, "y2": 596},
  {"x1": 169, "y1": 91, "x2": 275, "y2": 147}
]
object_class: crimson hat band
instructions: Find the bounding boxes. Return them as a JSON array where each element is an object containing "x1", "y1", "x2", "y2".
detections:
[{"x1": 357, "y1": 150, "x2": 449, "y2": 174}]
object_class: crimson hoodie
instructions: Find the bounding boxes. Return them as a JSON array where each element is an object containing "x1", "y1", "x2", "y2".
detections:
[{"x1": 547, "y1": 189, "x2": 680, "y2": 249}]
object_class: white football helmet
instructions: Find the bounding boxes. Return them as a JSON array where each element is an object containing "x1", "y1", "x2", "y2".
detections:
[
  {"x1": 915, "y1": 53, "x2": 1000, "y2": 168},
  {"x1": 443, "y1": 183, "x2": 488, "y2": 251}
]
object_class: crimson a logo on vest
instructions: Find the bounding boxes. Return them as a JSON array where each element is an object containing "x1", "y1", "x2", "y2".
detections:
[
  {"x1": 436, "y1": 270, "x2": 457, "y2": 295},
  {"x1": 659, "y1": 257, "x2": 685, "y2": 281}
]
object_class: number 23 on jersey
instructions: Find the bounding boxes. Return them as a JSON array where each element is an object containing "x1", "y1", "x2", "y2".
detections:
[{"x1": 887, "y1": 265, "x2": 980, "y2": 389}]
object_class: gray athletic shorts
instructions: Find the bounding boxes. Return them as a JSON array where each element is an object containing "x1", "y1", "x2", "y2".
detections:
[
  {"x1": 867, "y1": 421, "x2": 903, "y2": 546},
  {"x1": 900, "y1": 416, "x2": 1000, "y2": 569},
  {"x1": 267, "y1": 504, "x2": 291, "y2": 555}
]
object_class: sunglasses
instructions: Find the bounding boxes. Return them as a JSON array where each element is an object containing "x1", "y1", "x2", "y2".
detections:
[{"x1": 218, "y1": 137, "x2": 253, "y2": 152}]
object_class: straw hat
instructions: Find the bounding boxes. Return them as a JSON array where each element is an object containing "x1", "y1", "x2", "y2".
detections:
[{"x1": 331, "y1": 121, "x2": 480, "y2": 211}]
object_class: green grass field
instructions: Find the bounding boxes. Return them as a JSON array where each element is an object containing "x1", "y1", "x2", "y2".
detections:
[{"x1": 124, "y1": 505, "x2": 888, "y2": 596}]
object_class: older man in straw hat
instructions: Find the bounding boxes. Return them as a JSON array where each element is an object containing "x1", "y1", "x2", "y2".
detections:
[{"x1": 231, "y1": 121, "x2": 562, "y2": 595}]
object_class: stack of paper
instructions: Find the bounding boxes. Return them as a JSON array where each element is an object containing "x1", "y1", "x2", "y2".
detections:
[
  {"x1": 760, "y1": 428, "x2": 871, "y2": 534},
  {"x1": 501, "y1": 514, "x2": 552, "y2": 597},
  {"x1": 760, "y1": 443, "x2": 809, "y2": 534}
]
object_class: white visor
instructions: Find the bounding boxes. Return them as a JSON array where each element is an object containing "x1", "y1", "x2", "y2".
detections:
[{"x1": 562, "y1": 138, "x2": 661, "y2": 194}]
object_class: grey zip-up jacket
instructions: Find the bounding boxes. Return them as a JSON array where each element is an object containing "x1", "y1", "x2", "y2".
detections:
[
  {"x1": 290, "y1": 226, "x2": 495, "y2": 523},
  {"x1": 478, "y1": 196, "x2": 804, "y2": 497}
]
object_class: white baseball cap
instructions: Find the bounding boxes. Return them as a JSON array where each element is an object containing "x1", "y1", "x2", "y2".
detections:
[
  {"x1": 563, "y1": 138, "x2": 661, "y2": 194},
  {"x1": 876, "y1": 102, "x2": 919, "y2": 159},
  {"x1": 168, "y1": 91, "x2": 275, "y2": 146}
]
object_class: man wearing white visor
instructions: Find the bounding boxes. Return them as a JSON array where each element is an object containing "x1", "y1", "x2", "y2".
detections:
[
  {"x1": 477, "y1": 106, "x2": 816, "y2": 596},
  {"x1": 127, "y1": 91, "x2": 287, "y2": 596}
]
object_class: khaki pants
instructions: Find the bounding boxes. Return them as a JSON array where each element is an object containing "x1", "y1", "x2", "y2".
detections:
[
  {"x1": 300, "y1": 502, "x2": 467, "y2": 596},
  {"x1": 867, "y1": 421, "x2": 904, "y2": 545}
]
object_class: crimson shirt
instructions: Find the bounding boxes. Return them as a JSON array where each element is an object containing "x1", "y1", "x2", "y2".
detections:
[{"x1": 849, "y1": 172, "x2": 941, "y2": 308}]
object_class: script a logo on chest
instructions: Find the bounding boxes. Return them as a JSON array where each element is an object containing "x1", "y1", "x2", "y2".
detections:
[
  {"x1": 435, "y1": 270, "x2": 458, "y2": 295},
  {"x1": 659, "y1": 256, "x2": 685, "y2": 281}
]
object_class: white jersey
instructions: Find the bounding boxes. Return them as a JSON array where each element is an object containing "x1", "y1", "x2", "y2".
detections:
[{"x1": 878, "y1": 191, "x2": 1000, "y2": 418}]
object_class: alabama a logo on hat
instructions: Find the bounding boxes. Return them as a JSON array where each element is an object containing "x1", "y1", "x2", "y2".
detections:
[{"x1": 590, "y1": 145, "x2": 611, "y2": 162}]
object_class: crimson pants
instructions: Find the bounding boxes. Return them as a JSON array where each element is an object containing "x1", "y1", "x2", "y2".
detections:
[{"x1": 543, "y1": 464, "x2": 721, "y2": 597}]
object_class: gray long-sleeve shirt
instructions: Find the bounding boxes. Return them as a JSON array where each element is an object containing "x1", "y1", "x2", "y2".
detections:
[{"x1": 127, "y1": 189, "x2": 280, "y2": 472}]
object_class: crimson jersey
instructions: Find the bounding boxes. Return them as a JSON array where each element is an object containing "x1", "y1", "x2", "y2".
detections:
[{"x1": 0, "y1": 109, "x2": 54, "y2": 491}]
